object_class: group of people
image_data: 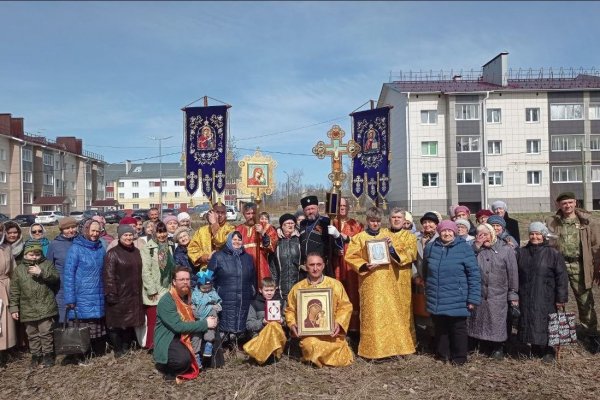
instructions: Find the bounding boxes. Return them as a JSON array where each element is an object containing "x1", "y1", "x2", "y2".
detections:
[{"x1": 0, "y1": 191, "x2": 598, "y2": 381}]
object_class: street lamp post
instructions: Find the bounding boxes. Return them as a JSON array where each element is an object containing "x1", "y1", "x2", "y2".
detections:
[
  {"x1": 283, "y1": 170, "x2": 290, "y2": 209},
  {"x1": 149, "y1": 135, "x2": 173, "y2": 219}
]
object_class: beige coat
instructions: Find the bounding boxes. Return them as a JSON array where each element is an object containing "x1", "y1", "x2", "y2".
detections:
[
  {"x1": 546, "y1": 209, "x2": 600, "y2": 290},
  {"x1": 0, "y1": 243, "x2": 17, "y2": 350}
]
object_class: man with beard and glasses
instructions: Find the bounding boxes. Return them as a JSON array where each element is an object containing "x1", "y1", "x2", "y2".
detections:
[{"x1": 298, "y1": 196, "x2": 343, "y2": 278}]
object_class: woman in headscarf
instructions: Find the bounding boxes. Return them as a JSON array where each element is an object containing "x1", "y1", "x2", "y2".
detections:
[
  {"x1": 25, "y1": 223, "x2": 50, "y2": 256},
  {"x1": 4, "y1": 221, "x2": 24, "y2": 263},
  {"x1": 63, "y1": 219, "x2": 107, "y2": 362},
  {"x1": 209, "y1": 231, "x2": 255, "y2": 344},
  {"x1": 467, "y1": 223, "x2": 519, "y2": 360},
  {"x1": 46, "y1": 217, "x2": 79, "y2": 323},
  {"x1": 487, "y1": 215, "x2": 519, "y2": 250},
  {"x1": 0, "y1": 222, "x2": 17, "y2": 368},
  {"x1": 140, "y1": 221, "x2": 172, "y2": 350},
  {"x1": 517, "y1": 222, "x2": 569, "y2": 363},
  {"x1": 141, "y1": 220, "x2": 155, "y2": 243},
  {"x1": 163, "y1": 215, "x2": 179, "y2": 253},
  {"x1": 269, "y1": 213, "x2": 302, "y2": 308},
  {"x1": 91, "y1": 215, "x2": 114, "y2": 251}
]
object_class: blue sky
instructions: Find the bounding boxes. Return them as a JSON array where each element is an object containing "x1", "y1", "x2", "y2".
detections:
[{"x1": 2, "y1": 1, "x2": 600, "y2": 189}]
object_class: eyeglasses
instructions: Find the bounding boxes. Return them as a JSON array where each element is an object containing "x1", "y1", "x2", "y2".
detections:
[{"x1": 31, "y1": 230, "x2": 43, "y2": 234}]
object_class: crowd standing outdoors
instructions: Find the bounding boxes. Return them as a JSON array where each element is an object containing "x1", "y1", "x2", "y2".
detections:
[{"x1": 0, "y1": 195, "x2": 599, "y2": 379}]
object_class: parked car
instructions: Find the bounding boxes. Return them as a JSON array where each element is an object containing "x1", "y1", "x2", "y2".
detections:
[
  {"x1": 69, "y1": 211, "x2": 85, "y2": 222},
  {"x1": 226, "y1": 206, "x2": 238, "y2": 221},
  {"x1": 35, "y1": 211, "x2": 66, "y2": 225},
  {"x1": 83, "y1": 209, "x2": 103, "y2": 220},
  {"x1": 189, "y1": 204, "x2": 211, "y2": 218},
  {"x1": 131, "y1": 209, "x2": 149, "y2": 221},
  {"x1": 13, "y1": 214, "x2": 37, "y2": 227},
  {"x1": 162, "y1": 208, "x2": 177, "y2": 217},
  {"x1": 103, "y1": 210, "x2": 126, "y2": 224},
  {"x1": 0, "y1": 213, "x2": 10, "y2": 223}
]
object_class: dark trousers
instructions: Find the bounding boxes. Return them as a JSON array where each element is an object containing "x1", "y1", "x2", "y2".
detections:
[
  {"x1": 108, "y1": 327, "x2": 135, "y2": 354},
  {"x1": 432, "y1": 315, "x2": 468, "y2": 365},
  {"x1": 158, "y1": 337, "x2": 192, "y2": 377}
]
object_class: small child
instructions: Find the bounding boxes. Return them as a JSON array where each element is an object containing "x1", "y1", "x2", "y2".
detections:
[
  {"x1": 173, "y1": 227, "x2": 194, "y2": 280},
  {"x1": 9, "y1": 242, "x2": 60, "y2": 368},
  {"x1": 191, "y1": 270, "x2": 222, "y2": 363},
  {"x1": 243, "y1": 277, "x2": 286, "y2": 365}
]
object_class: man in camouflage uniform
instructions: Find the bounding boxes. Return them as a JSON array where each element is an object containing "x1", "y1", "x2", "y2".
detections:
[{"x1": 547, "y1": 192, "x2": 600, "y2": 352}]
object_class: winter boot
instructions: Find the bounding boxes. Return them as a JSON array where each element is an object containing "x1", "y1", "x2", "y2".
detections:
[
  {"x1": 30, "y1": 354, "x2": 42, "y2": 369},
  {"x1": 42, "y1": 353, "x2": 56, "y2": 368}
]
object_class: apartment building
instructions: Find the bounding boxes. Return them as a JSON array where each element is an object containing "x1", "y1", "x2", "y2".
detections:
[
  {"x1": 378, "y1": 52, "x2": 600, "y2": 214},
  {"x1": 0, "y1": 113, "x2": 106, "y2": 217}
]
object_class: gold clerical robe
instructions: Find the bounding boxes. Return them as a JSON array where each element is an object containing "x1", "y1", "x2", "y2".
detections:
[
  {"x1": 285, "y1": 276, "x2": 354, "y2": 368},
  {"x1": 344, "y1": 228, "x2": 417, "y2": 359},
  {"x1": 187, "y1": 223, "x2": 234, "y2": 270},
  {"x1": 242, "y1": 322, "x2": 287, "y2": 364}
]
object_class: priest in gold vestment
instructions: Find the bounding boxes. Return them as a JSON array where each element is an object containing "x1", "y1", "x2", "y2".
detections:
[
  {"x1": 285, "y1": 253, "x2": 354, "y2": 368},
  {"x1": 188, "y1": 203, "x2": 235, "y2": 270},
  {"x1": 345, "y1": 206, "x2": 417, "y2": 359}
]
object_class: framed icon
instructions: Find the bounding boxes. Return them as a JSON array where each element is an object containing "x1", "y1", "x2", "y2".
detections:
[
  {"x1": 366, "y1": 239, "x2": 391, "y2": 265},
  {"x1": 265, "y1": 300, "x2": 282, "y2": 322},
  {"x1": 296, "y1": 287, "x2": 334, "y2": 336},
  {"x1": 247, "y1": 163, "x2": 269, "y2": 187}
]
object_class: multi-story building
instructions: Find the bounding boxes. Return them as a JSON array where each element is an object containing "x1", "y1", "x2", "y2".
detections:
[
  {"x1": 0, "y1": 113, "x2": 106, "y2": 217},
  {"x1": 378, "y1": 52, "x2": 600, "y2": 214}
]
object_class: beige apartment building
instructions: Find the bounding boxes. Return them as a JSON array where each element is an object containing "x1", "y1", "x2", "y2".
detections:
[{"x1": 0, "y1": 113, "x2": 107, "y2": 218}]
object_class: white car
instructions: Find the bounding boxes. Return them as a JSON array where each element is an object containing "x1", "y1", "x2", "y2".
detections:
[
  {"x1": 226, "y1": 206, "x2": 238, "y2": 221},
  {"x1": 35, "y1": 211, "x2": 66, "y2": 225},
  {"x1": 69, "y1": 211, "x2": 85, "y2": 222}
]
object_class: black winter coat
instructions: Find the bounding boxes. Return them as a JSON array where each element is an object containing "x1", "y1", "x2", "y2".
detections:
[
  {"x1": 504, "y1": 212, "x2": 521, "y2": 245},
  {"x1": 270, "y1": 230, "x2": 304, "y2": 303},
  {"x1": 208, "y1": 247, "x2": 256, "y2": 334},
  {"x1": 517, "y1": 241, "x2": 568, "y2": 346},
  {"x1": 103, "y1": 242, "x2": 145, "y2": 329}
]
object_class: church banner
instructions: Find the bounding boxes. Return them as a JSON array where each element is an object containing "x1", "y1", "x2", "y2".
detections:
[
  {"x1": 351, "y1": 107, "x2": 391, "y2": 201},
  {"x1": 184, "y1": 105, "x2": 228, "y2": 198}
]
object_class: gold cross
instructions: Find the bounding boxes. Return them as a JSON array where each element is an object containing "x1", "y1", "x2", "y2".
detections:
[{"x1": 312, "y1": 125, "x2": 360, "y2": 191}]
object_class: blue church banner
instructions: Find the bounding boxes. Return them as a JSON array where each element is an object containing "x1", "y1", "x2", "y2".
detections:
[
  {"x1": 184, "y1": 105, "x2": 228, "y2": 198},
  {"x1": 351, "y1": 107, "x2": 391, "y2": 201}
]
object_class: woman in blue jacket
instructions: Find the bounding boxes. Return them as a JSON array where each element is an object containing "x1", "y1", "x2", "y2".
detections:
[
  {"x1": 63, "y1": 219, "x2": 107, "y2": 361},
  {"x1": 423, "y1": 220, "x2": 481, "y2": 365},
  {"x1": 208, "y1": 231, "x2": 255, "y2": 346}
]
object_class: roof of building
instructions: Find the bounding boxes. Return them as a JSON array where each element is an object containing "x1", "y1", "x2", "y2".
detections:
[
  {"x1": 386, "y1": 73, "x2": 600, "y2": 94},
  {"x1": 33, "y1": 196, "x2": 69, "y2": 205},
  {"x1": 105, "y1": 162, "x2": 185, "y2": 181}
]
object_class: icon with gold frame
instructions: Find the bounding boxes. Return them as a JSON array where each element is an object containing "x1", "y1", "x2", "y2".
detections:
[
  {"x1": 296, "y1": 287, "x2": 334, "y2": 336},
  {"x1": 366, "y1": 239, "x2": 391, "y2": 265}
]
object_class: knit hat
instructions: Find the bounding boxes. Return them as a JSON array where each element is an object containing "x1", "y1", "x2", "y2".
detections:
[
  {"x1": 455, "y1": 219, "x2": 470, "y2": 229},
  {"x1": 177, "y1": 212, "x2": 191, "y2": 222},
  {"x1": 528, "y1": 221, "x2": 549, "y2": 236},
  {"x1": 491, "y1": 200, "x2": 508, "y2": 212},
  {"x1": 420, "y1": 212, "x2": 440, "y2": 225},
  {"x1": 119, "y1": 216, "x2": 138, "y2": 225},
  {"x1": 300, "y1": 196, "x2": 318, "y2": 209},
  {"x1": 437, "y1": 220, "x2": 458, "y2": 235},
  {"x1": 556, "y1": 192, "x2": 576, "y2": 202},
  {"x1": 404, "y1": 211, "x2": 414, "y2": 223},
  {"x1": 475, "y1": 209, "x2": 494, "y2": 220},
  {"x1": 59, "y1": 217, "x2": 78, "y2": 230},
  {"x1": 487, "y1": 215, "x2": 506, "y2": 228},
  {"x1": 454, "y1": 205, "x2": 470, "y2": 216},
  {"x1": 279, "y1": 213, "x2": 297, "y2": 227},
  {"x1": 173, "y1": 226, "x2": 191, "y2": 243},
  {"x1": 162, "y1": 215, "x2": 178, "y2": 225},
  {"x1": 23, "y1": 241, "x2": 43, "y2": 255},
  {"x1": 476, "y1": 223, "x2": 497, "y2": 244},
  {"x1": 117, "y1": 224, "x2": 135, "y2": 239}
]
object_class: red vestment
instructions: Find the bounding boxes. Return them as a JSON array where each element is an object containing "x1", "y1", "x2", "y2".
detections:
[
  {"x1": 236, "y1": 224, "x2": 278, "y2": 286},
  {"x1": 333, "y1": 217, "x2": 363, "y2": 332}
]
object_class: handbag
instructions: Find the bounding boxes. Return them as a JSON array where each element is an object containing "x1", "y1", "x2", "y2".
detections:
[
  {"x1": 54, "y1": 308, "x2": 91, "y2": 355},
  {"x1": 547, "y1": 307, "x2": 577, "y2": 347},
  {"x1": 412, "y1": 281, "x2": 430, "y2": 318},
  {"x1": 134, "y1": 314, "x2": 148, "y2": 348}
]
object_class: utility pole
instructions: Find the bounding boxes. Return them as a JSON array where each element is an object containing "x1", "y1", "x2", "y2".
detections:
[
  {"x1": 149, "y1": 135, "x2": 173, "y2": 219},
  {"x1": 283, "y1": 170, "x2": 290, "y2": 209}
]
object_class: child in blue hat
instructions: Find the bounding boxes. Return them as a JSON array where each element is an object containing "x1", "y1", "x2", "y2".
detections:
[{"x1": 191, "y1": 269, "x2": 222, "y2": 363}]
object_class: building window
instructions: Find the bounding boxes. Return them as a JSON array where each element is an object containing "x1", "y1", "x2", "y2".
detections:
[
  {"x1": 132, "y1": 181, "x2": 139, "y2": 187},
  {"x1": 0, "y1": 171, "x2": 6, "y2": 183},
  {"x1": 592, "y1": 166, "x2": 600, "y2": 182},
  {"x1": 174, "y1": 180, "x2": 185, "y2": 186},
  {"x1": 0, "y1": 148, "x2": 6, "y2": 161},
  {"x1": 132, "y1": 204, "x2": 139, "y2": 209},
  {"x1": 487, "y1": 140, "x2": 502, "y2": 155},
  {"x1": 551, "y1": 135, "x2": 584, "y2": 151},
  {"x1": 455, "y1": 104, "x2": 480, "y2": 120},
  {"x1": 420, "y1": 110, "x2": 438, "y2": 124},
  {"x1": 552, "y1": 166, "x2": 582, "y2": 183},
  {"x1": 162, "y1": 180, "x2": 167, "y2": 187},
  {"x1": 590, "y1": 104, "x2": 600, "y2": 120},
  {"x1": 456, "y1": 136, "x2": 480, "y2": 152},
  {"x1": 23, "y1": 192, "x2": 32, "y2": 204},
  {"x1": 119, "y1": 193, "x2": 125, "y2": 199},
  {"x1": 44, "y1": 173, "x2": 54, "y2": 185},
  {"x1": 421, "y1": 141, "x2": 438, "y2": 156},
  {"x1": 526, "y1": 139, "x2": 541, "y2": 154},
  {"x1": 23, "y1": 148, "x2": 32, "y2": 162},
  {"x1": 591, "y1": 135, "x2": 600, "y2": 151},
  {"x1": 149, "y1": 192, "x2": 155, "y2": 198},
  {"x1": 422, "y1": 173, "x2": 438, "y2": 187},
  {"x1": 118, "y1": 181, "x2": 124, "y2": 188},
  {"x1": 527, "y1": 171, "x2": 541, "y2": 185},
  {"x1": 43, "y1": 153, "x2": 54, "y2": 166},
  {"x1": 106, "y1": 192, "x2": 114, "y2": 199},
  {"x1": 174, "y1": 192, "x2": 181, "y2": 198},
  {"x1": 132, "y1": 193, "x2": 139, "y2": 199},
  {"x1": 550, "y1": 104, "x2": 583, "y2": 120},
  {"x1": 526, "y1": 108, "x2": 540, "y2": 123},
  {"x1": 71, "y1": 182, "x2": 76, "y2": 190},
  {"x1": 486, "y1": 108, "x2": 501, "y2": 123},
  {"x1": 488, "y1": 171, "x2": 503, "y2": 186},
  {"x1": 23, "y1": 171, "x2": 33, "y2": 183},
  {"x1": 457, "y1": 168, "x2": 481, "y2": 184},
  {"x1": 0, "y1": 193, "x2": 6, "y2": 205}
]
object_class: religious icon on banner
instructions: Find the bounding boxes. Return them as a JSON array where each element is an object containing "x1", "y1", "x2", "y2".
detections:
[
  {"x1": 247, "y1": 163, "x2": 269, "y2": 187},
  {"x1": 238, "y1": 149, "x2": 277, "y2": 196},
  {"x1": 296, "y1": 288, "x2": 334, "y2": 336},
  {"x1": 363, "y1": 125, "x2": 380, "y2": 154},
  {"x1": 197, "y1": 122, "x2": 217, "y2": 151}
]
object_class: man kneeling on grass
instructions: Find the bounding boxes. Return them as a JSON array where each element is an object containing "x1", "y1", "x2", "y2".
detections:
[{"x1": 154, "y1": 267, "x2": 218, "y2": 382}]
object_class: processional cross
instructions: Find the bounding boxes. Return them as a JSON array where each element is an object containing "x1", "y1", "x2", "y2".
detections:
[{"x1": 312, "y1": 125, "x2": 360, "y2": 193}]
